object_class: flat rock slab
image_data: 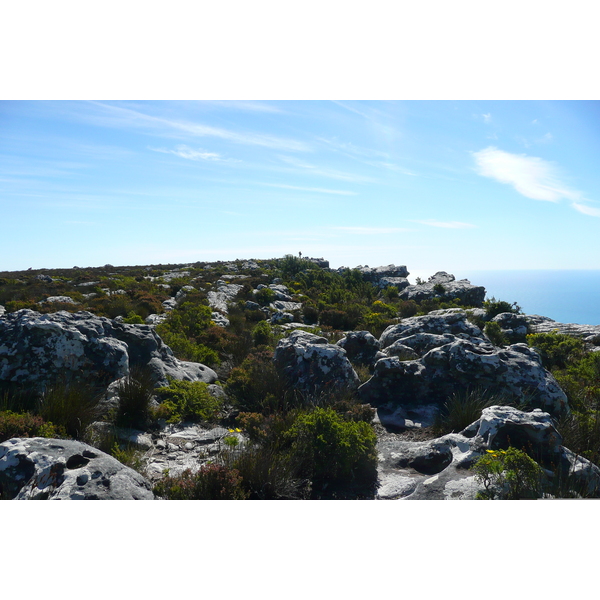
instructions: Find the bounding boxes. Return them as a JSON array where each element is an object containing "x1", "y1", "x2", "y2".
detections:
[{"x1": 0, "y1": 437, "x2": 155, "y2": 500}]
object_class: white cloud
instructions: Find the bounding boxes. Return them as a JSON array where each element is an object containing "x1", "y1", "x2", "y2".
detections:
[
  {"x1": 472, "y1": 146, "x2": 581, "y2": 202},
  {"x1": 261, "y1": 183, "x2": 357, "y2": 196},
  {"x1": 415, "y1": 220, "x2": 476, "y2": 229},
  {"x1": 573, "y1": 202, "x2": 600, "y2": 217},
  {"x1": 329, "y1": 226, "x2": 411, "y2": 234},
  {"x1": 150, "y1": 145, "x2": 238, "y2": 162},
  {"x1": 482, "y1": 113, "x2": 492, "y2": 123}
]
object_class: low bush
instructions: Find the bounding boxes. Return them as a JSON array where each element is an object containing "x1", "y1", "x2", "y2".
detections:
[
  {"x1": 155, "y1": 378, "x2": 222, "y2": 424},
  {"x1": 284, "y1": 407, "x2": 378, "y2": 498},
  {"x1": 114, "y1": 365, "x2": 156, "y2": 428},
  {"x1": 527, "y1": 332, "x2": 585, "y2": 371},
  {"x1": 484, "y1": 297, "x2": 521, "y2": 319},
  {"x1": 484, "y1": 321, "x2": 509, "y2": 347},
  {"x1": 153, "y1": 464, "x2": 249, "y2": 500},
  {"x1": 0, "y1": 410, "x2": 65, "y2": 442},
  {"x1": 433, "y1": 388, "x2": 501, "y2": 435},
  {"x1": 472, "y1": 447, "x2": 543, "y2": 500}
]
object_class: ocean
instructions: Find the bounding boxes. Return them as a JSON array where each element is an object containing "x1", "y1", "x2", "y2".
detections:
[{"x1": 451, "y1": 270, "x2": 600, "y2": 326}]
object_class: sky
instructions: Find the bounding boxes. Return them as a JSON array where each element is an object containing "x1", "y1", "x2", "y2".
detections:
[{"x1": 1, "y1": 99, "x2": 599, "y2": 276}]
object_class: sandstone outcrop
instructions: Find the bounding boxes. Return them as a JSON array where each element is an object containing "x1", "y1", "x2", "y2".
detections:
[
  {"x1": 399, "y1": 272, "x2": 486, "y2": 307},
  {"x1": 273, "y1": 330, "x2": 359, "y2": 394},
  {"x1": 0, "y1": 309, "x2": 217, "y2": 390},
  {"x1": 0, "y1": 437, "x2": 154, "y2": 499},
  {"x1": 359, "y1": 309, "x2": 568, "y2": 417}
]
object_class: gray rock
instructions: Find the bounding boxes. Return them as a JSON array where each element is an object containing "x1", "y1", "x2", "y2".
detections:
[
  {"x1": 337, "y1": 330, "x2": 381, "y2": 365},
  {"x1": 40, "y1": 296, "x2": 79, "y2": 305},
  {"x1": 358, "y1": 311, "x2": 568, "y2": 416},
  {"x1": 273, "y1": 330, "x2": 359, "y2": 394},
  {"x1": 207, "y1": 282, "x2": 244, "y2": 313},
  {"x1": 492, "y1": 312, "x2": 529, "y2": 343},
  {"x1": 0, "y1": 309, "x2": 217, "y2": 391},
  {"x1": 0, "y1": 437, "x2": 154, "y2": 500},
  {"x1": 526, "y1": 315, "x2": 600, "y2": 344},
  {"x1": 399, "y1": 272, "x2": 486, "y2": 307},
  {"x1": 352, "y1": 264, "x2": 409, "y2": 282}
]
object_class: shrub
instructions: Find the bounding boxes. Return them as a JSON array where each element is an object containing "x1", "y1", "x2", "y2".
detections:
[
  {"x1": 433, "y1": 388, "x2": 500, "y2": 435},
  {"x1": 284, "y1": 407, "x2": 378, "y2": 497},
  {"x1": 398, "y1": 299, "x2": 418, "y2": 318},
  {"x1": 115, "y1": 365, "x2": 156, "y2": 428},
  {"x1": 37, "y1": 380, "x2": 99, "y2": 440},
  {"x1": 484, "y1": 321, "x2": 509, "y2": 347},
  {"x1": 472, "y1": 447, "x2": 543, "y2": 500},
  {"x1": 155, "y1": 378, "x2": 222, "y2": 423},
  {"x1": 526, "y1": 332, "x2": 585, "y2": 371},
  {"x1": 252, "y1": 320, "x2": 273, "y2": 347},
  {"x1": 153, "y1": 464, "x2": 249, "y2": 499},
  {"x1": 555, "y1": 411, "x2": 600, "y2": 466},
  {"x1": 225, "y1": 350, "x2": 289, "y2": 414},
  {"x1": 484, "y1": 297, "x2": 521, "y2": 319},
  {"x1": 254, "y1": 287, "x2": 276, "y2": 306},
  {"x1": 122, "y1": 312, "x2": 145, "y2": 325},
  {"x1": 0, "y1": 410, "x2": 65, "y2": 442}
]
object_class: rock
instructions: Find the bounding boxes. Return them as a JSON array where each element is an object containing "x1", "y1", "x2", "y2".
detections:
[
  {"x1": 379, "y1": 309, "x2": 484, "y2": 349},
  {"x1": 0, "y1": 437, "x2": 154, "y2": 499},
  {"x1": 273, "y1": 330, "x2": 359, "y2": 394},
  {"x1": 399, "y1": 272, "x2": 486, "y2": 307},
  {"x1": 377, "y1": 277, "x2": 411, "y2": 290},
  {"x1": 35, "y1": 274, "x2": 54, "y2": 283},
  {"x1": 40, "y1": 296, "x2": 79, "y2": 305},
  {"x1": 0, "y1": 309, "x2": 217, "y2": 391},
  {"x1": 207, "y1": 282, "x2": 244, "y2": 313},
  {"x1": 358, "y1": 310, "x2": 568, "y2": 416},
  {"x1": 492, "y1": 312, "x2": 529, "y2": 343},
  {"x1": 336, "y1": 331, "x2": 381, "y2": 365},
  {"x1": 270, "y1": 300, "x2": 302, "y2": 312},
  {"x1": 270, "y1": 311, "x2": 294, "y2": 324},
  {"x1": 350, "y1": 264, "x2": 409, "y2": 283},
  {"x1": 211, "y1": 312, "x2": 230, "y2": 328},
  {"x1": 0, "y1": 306, "x2": 5, "y2": 317},
  {"x1": 377, "y1": 406, "x2": 600, "y2": 499},
  {"x1": 526, "y1": 315, "x2": 600, "y2": 344}
]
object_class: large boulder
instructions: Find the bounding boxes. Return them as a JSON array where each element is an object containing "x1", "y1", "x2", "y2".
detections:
[
  {"x1": 398, "y1": 272, "x2": 486, "y2": 307},
  {"x1": 377, "y1": 406, "x2": 600, "y2": 499},
  {"x1": 0, "y1": 309, "x2": 217, "y2": 390},
  {"x1": 0, "y1": 437, "x2": 154, "y2": 500},
  {"x1": 336, "y1": 330, "x2": 381, "y2": 366},
  {"x1": 273, "y1": 330, "x2": 359, "y2": 394},
  {"x1": 359, "y1": 310, "x2": 568, "y2": 417}
]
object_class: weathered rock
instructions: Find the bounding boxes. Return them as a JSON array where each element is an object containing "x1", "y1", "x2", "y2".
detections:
[
  {"x1": 492, "y1": 312, "x2": 529, "y2": 343},
  {"x1": 526, "y1": 315, "x2": 600, "y2": 344},
  {"x1": 0, "y1": 309, "x2": 217, "y2": 391},
  {"x1": 270, "y1": 311, "x2": 294, "y2": 324},
  {"x1": 377, "y1": 277, "x2": 411, "y2": 290},
  {"x1": 379, "y1": 309, "x2": 484, "y2": 349},
  {"x1": 399, "y1": 272, "x2": 486, "y2": 307},
  {"x1": 337, "y1": 330, "x2": 381, "y2": 365},
  {"x1": 40, "y1": 296, "x2": 79, "y2": 305},
  {"x1": 377, "y1": 406, "x2": 600, "y2": 499},
  {"x1": 207, "y1": 282, "x2": 244, "y2": 313},
  {"x1": 0, "y1": 437, "x2": 154, "y2": 499},
  {"x1": 352, "y1": 264, "x2": 409, "y2": 283},
  {"x1": 273, "y1": 330, "x2": 359, "y2": 394},
  {"x1": 359, "y1": 310, "x2": 568, "y2": 416}
]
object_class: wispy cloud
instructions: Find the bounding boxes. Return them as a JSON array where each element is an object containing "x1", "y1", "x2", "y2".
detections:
[
  {"x1": 414, "y1": 220, "x2": 477, "y2": 229},
  {"x1": 277, "y1": 154, "x2": 374, "y2": 183},
  {"x1": 150, "y1": 145, "x2": 239, "y2": 162},
  {"x1": 82, "y1": 102, "x2": 311, "y2": 152},
  {"x1": 472, "y1": 146, "x2": 581, "y2": 202},
  {"x1": 261, "y1": 183, "x2": 357, "y2": 196},
  {"x1": 329, "y1": 226, "x2": 411, "y2": 234},
  {"x1": 482, "y1": 113, "x2": 492, "y2": 123},
  {"x1": 573, "y1": 203, "x2": 600, "y2": 218}
]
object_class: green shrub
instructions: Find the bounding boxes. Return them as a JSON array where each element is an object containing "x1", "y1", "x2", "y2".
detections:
[
  {"x1": 433, "y1": 388, "x2": 500, "y2": 435},
  {"x1": 252, "y1": 320, "x2": 273, "y2": 347},
  {"x1": 484, "y1": 297, "x2": 521, "y2": 319},
  {"x1": 122, "y1": 312, "x2": 145, "y2": 324},
  {"x1": 157, "y1": 330, "x2": 220, "y2": 365},
  {"x1": 254, "y1": 287, "x2": 276, "y2": 306},
  {"x1": 284, "y1": 407, "x2": 378, "y2": 497},
  {"x1": 37, "y1": 380, "x2": 99, "y2": 440},
  {"x1": 527, "y1": 332, "x2": 585, "y2": 371},
  {"x1": 555, "y1": 411, "x2": 600, "y2": 466},
  {"x1": 155, "y1": 378, "x2": 222, "y2": 423},
  {"x1": 0, "y1": 410, "x2": 65, "y2": 442},
  {"x1": 225, "y1": 349, "x2": 289, "y2": 414},
  {"x1": 484, "y1": 321, "x2": 509, "y2": 347},
  {"x1": 472, "y1": 447, "x2": 543, "y2": 500},
  {"x1": 153, "y1": 464, "x2": 249, "y2": 499},
  {"x1": 115, "y1": 365, "x2": 155, "y2": 428}
]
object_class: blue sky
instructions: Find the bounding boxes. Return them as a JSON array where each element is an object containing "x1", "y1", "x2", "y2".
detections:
[{"x1": 1, "y1": 100, "x2": 599, "y2": 277}]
